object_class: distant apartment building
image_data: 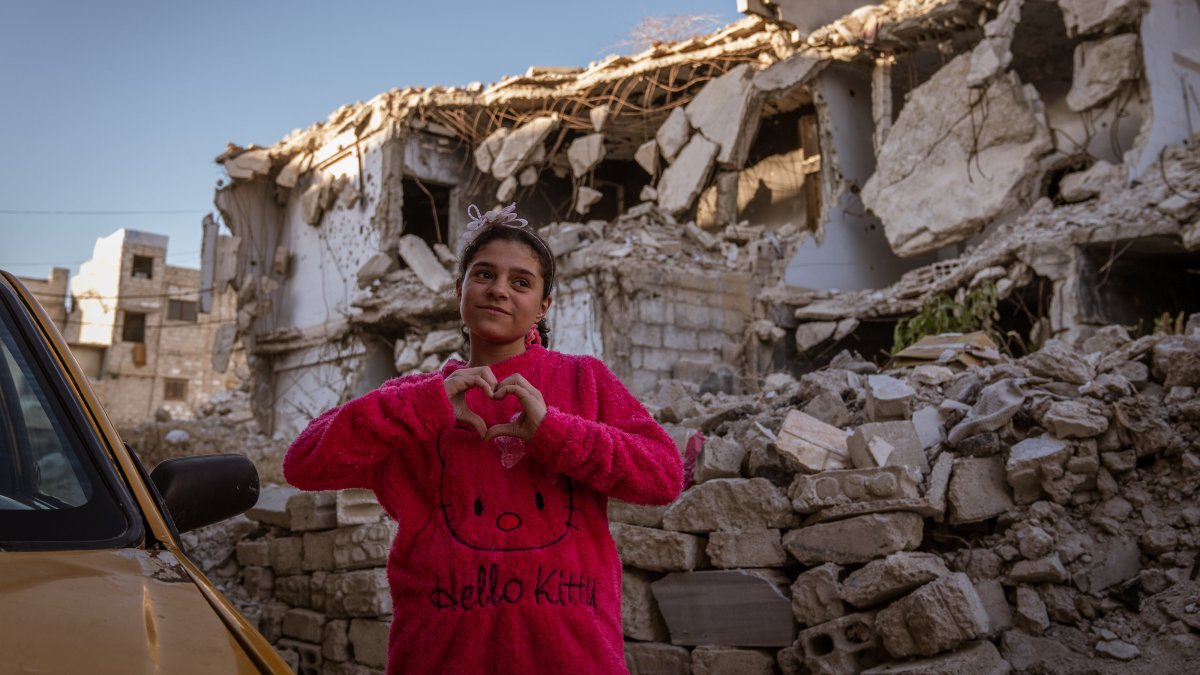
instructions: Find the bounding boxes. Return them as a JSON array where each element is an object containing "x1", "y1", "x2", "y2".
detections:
[
  {"x1": 15, "y1": 267, "x2": 70, "y2": 330},
  {"x1": 62, "y1": 228, "x2": 239, "y2": 425}
]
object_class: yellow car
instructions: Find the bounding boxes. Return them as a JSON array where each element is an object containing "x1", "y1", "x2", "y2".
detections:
[{"x1": 0, "y1": 270, "x2": 292, "y2": 674}]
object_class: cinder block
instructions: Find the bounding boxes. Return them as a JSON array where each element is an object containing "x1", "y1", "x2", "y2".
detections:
[
  {"x1": 789, "y1": 466, "x2": 921, "y2": 514},
  {"x1": 243, "y1": 565, "x2": 274, "y2": 600},
  {"x1": 303, "y1": 530, "x2": 336, "y2": 572},
  {"x1": 276, "y1": 574, "x2": 313, "y2": 608},
  {"x1": 276, "y1": 638, "x2": 322, "y2": 675},
  {"x1": 349, "y1": 619, "x2": 390, "y2": 668},
  {"x1": 270, "y1": 536, "x2": 305, "y2": 575},
  {"x1": 336, "y1": 489, "x2": 385, "y2": 525},
  {"x1": 323, "y1": 619, "x2": 350, "y2": 662},
  {"x1": 288, "y1": 491, "x2": 337, "y2": 531},
  {"x1": 333, "y1": 521, "x2": 397, "y2": 571},
  {"x1": 691, "y1": 646, "x2": 775, "y2": 675},
  {"x1": 237, "y1": 539, "x2": 270, "y2": 567},
  {"x1": 610, "y1": 522, "x2": 705, "y2": 572},
  {"x1": 791, "y1": 611, "x2": 880, "y2": 674},
  {"x1": 707, "y1": 529, "x2": 787, "y2": 568},
  {"x1": 246, "y1": 484, "x2": 299, "y2": 527},
  {"x1": 664, "y1": 326, "x2": 699, "y2": 350},
  {"x1": 324, "y1": 569, "x2": 392, "y2": 618},
  {"x1": 282, "y1": 608, "x2": 326, "y2": 643}
]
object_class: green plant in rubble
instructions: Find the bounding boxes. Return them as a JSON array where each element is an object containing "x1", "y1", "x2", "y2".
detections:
[{"x1": 892, "y1": 281, "x2": 1001, "y2": 353}]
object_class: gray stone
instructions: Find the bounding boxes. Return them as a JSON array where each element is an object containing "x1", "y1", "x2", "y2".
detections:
[
  {"x1": 622, "y1": 569, "x2": 668, "y2": 641},
  {"x1": 948, "y1": 457, "x2": 1014, "y2": 524},
  {"x1": 634, "y1": 139, "x2": 658, "y2": 176},
  {"x1": 652, "y1": 569, "x2": 796, "y2": 647},
  {"x1": 865, "y1": 374, "x2": 915, "y2": 421},
  {"x1": 302, "y1": 530, "x2": 335, "y2": 572},
  {"x1": 655, "y1": 107, "x2": 691, "y2": 162},
  {"x1": 707, "y1": 529, "x2": 787, "y2": 568},
  {"x1": 842, "y1": 552, "x2": 951, "y2": 609},
  {"x1": 356, "y1": 253, "x2": 397, "y2": 289},
  {"x1": 1059, "y1": 160, "x2": 1123, "y2": 203},
  {"x1": 775, "y1": 410, "x2": 850, "y2": 473},
  {"x1": 1008, "y1": 554, "x2": 1069, "y2": 584},
  {"x1": 270, "y1": 536, "x2": 305, "y2": 575},
  {"x1": 862, "y1": 640, "x2": 1009, "y2": 674},
  {"x1": 1067, "y1": 34, "x2": 1141, "y2": 111},
  {"x1": 1006, "y1": 436, "x2": 1071, "y2": 504},
  {"x1": 491, "y1": 115, "x2": 559, "y2": 179},
  {"x1": 474, "y1": 126, "x2": 509, "y2": 174},
  {"x1": 862, "y1": 54, "x2": 1052, "y2": 256},
  {"x1": 625, "y1": 642, "x2": 690, "y2": 675},
  {"x1": 1013, "y1": 586, "x2": 1049, "y2": 635},
  {"x1": 1076, "y1": 535, "x2": 1140, "y2": 593},
  {"x1": 567, "y1": 133, "x2": 605, "y2": 178},
  {"x1": 657, "y1": 134, "x2": 718, "y2": 214},
  {"x1": 1152, "y1": 335, "x2": 1200, "y2": 388},
  {"x1": 1058, "y1": 0, "x2": 1141, "y2": 36},
  {"x1": 691, "y1": 646, "x2": 775, "y2": 675},
  {"x1": 783, "y1": 512, "x2": 924, "y2": 565},
  {"x1": 237, "y1": 539, "x2": 270, "y2": 567},
  {"x1": 275, "y1": 575, "x2": 312, "y2": 609},
  {"x1": 974, "y1": 579, "x2": 1013, "y2": 637},
  {"x1": 924, "y1": 452, "x2": 954, "y2": 522},
  {"x1": 848, "y1": 421, "x2": 929, "y2": 473},
  {"x1": 1020, "y1": 340, "x2": 1093, "y2": 384},
  {"x1": 795, "y1": 321, "x2": 837, "y2": 353},
  {"x1": 1001, "y1": 629, "x2": 1076, "y2": 671},
  {"x1": 803, "y1": 392, "x2": 850, "y2": 428},
  {"x1": 790, "y1": 562, "x2": 846, "y2": 627},
  {"x1": 247, "y1": 484, "x2": 300, "y2": 528},
  {"x1": 322, "y1": 619, "x2": 349, "y2": 662},
  {"x1": 875, "y1": 573, "x2": 990, "y2": 658},
  {"x1": 685, "y1": 64, "x2": 760, "y2": 166},
  {"x1": 1042, "y1": 400, "x2": 1109, "y2": 439},
  {"x1": 1095, "y1": 639, "x2": 1140, "y2": 661},
  {"x1": 662, "y1": 478, "x2": 795, "y2": 533},
  {"x1": 607, "y1": 500, "x2": 667, "y2": 527},
  {"x1": 420, "y1": 329, "x2": 462, "y2": 356},
  {"x1": 349, "y1": 619, "x2": 389, "y2": 668},
  {"x1": 753, "y1": 54, "x2": 822, "y2": 92},
  {"x1": 911, "y1": 406, "x2": 946, "y2": 450},
  {"x1": 610, "y1": 522, "x2": 705, "y2": 572},
  {"x1": 694, "y1": 435, "x2": 746, "y2": 483},
  {"x1": 397, "y1": 235, "x2": 453, "y2": 293},
  {"x1": 1114, "y1": 395, "x2": 1173, "y2": 457}
]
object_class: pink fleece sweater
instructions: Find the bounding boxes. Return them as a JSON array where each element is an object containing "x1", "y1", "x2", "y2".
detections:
[{"x1": 283, "y1": 345, "x2": 683, "y2": 675}]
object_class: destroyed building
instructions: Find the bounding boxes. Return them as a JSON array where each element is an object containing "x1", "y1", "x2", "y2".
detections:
[
  {"x1": 194, "y1": 0, "x2": 1200, "y2": 673},
  {"x1": 63, "y1": 228, "x2": 241, "y2": 424}
]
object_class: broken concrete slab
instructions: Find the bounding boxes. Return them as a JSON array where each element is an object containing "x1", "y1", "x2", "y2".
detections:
[
  {"x1": 567, "y1": 133, "x2": 606, "y2": 178},
  {"x1": 610, "y1": 522, "x2": 705, "y2": 572},
  {"x1": 651, "y1": 569, "x2": 796, "y2": 647},
  {"x1": 802, "y1": 392, "x2": 850, "y2": 428},
  {"x1": 1006, "y1": 435, "x2": 1072, "y2": 503},
  {"x1": 862, "y1": 54, "x2": 1052, "y2": 257},
  {"x1": 966, "y1": 0, "x2": 1022, "y2": 87},
  {"x1": 706, "y1": 529, "x2": 787, "y2": 569},
  {"x1": 496, "y1": 174, "x2": 518, "y2": 202},
  {"x1": 1076, "y1": 535, "x2": 1141, "y2": 593},
  {"x1": 575, "y1": 186, "x2": 603, "y2": 216},
  {"x1": 1058, "y1": 0, "x2": 1141, "y2": 37},
  {"x1": 875, "y1": 572, "x2": 991, "y2": 658},
  {"x1": 1041, "y1": 399, "x2": 1109, "y2": 438},
  {"x1": 356, "y1": 252, "x2": 398, "y2": 289},
  {"x1": 397, "y1": 234, "x2": 453, "y2": 293},
  {"x1": 1059, "y1": 160, "x2": 1124, "y2": 202},
  {"x1": 1013, "y1": 586, "x2": 1050, "y2": 635},
  {"x1": 224, "y1": 149, "x2": 271, "y2": 180},
  {"x1": 655, "y1": 107, "x2": 691, "y2": 163},
  {"x1": 1021, "y1": 339, "x2": 1093, "y2": 384},
  {"x1": 865, "y1": 374, "x2": 915, "y2": 421},
  {"x1": 911, "y1": 406, "x2": 946, "y2": 449},
  {"x1": 1008, "y1": 554, "x2": 1069, "y2": 584},
  {"x1": 782, "y1": 512, "x2": 924, "y2": 565},
  {"x1": 948, "y1": 456, "x2": 1014, "y2": 524},
  {"x1": 608, "y1": 500, "x2": 667, "y2": 528},
  {"x1": 634, "y1": 139, "x2": 659, "y2": 176},
  {"x1": 694, "y1": 435, "x2": 746, "y2": 483},
  {"x1": 1068, "y1": 33, "x2": 1141, "y2": 112},
  {"x1": 753, "y1": 54, "x2": 822, "y2": 93},
  {"x1": 419, "y1": 328, "x2": 462, "y2": 356},
  {"x1": 589, "y1": 104, "x2": 610, "y2": 132},
  {"x1": 685, "y1": 64, "x2": 760, "y2": 167},
  {"x1": 862, "y1": 640, "x2": 1009, "y2": 675},
  {"x1": 974, "y1": 579, "x2": 1013, "y2": 637},
  {"x1": 776, "y1": 410, "x2": 850, "y2": 473},
  {"x1": 491, "y1": 115, "x2": 559, "y2": 179},
  {"x1": 662, "y1": 478, "x2": 796, "y2": 532},
  {"x1": 787, "y1": 563, "x2": 845, "y2": 630},
  {"x1": 474, "y1": 126, "x2": 510, "y2": 174},
  {"x1": 842, "y1": 551, "x2": 951, "y2": 609},
  {"x1": 795, "y1": 321, "x2": 837, "y2": 353},
  {"x1": 847, "y1": 421, "x2": 929, "y2": 473},
  {"x1": 789, "y1": 466, "x2": 922, "y2": 514},
  {"x1": 657, "y1": 134, "x2": 718, "y2": 214},
  {"x1": 248, "y1": 484, "x2": 301, "y2": 528}
]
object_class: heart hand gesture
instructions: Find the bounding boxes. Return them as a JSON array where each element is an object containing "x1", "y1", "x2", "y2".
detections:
[
  {"x1": 442, "y1": 366, "x2": 498, "y2": 436},
  {"x1": 484, "y1": 374, "x2": 547, "y2": 443}
]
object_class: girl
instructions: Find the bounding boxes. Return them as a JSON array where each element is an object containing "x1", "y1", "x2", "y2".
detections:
[{"x1": 283, "y1": 203, "x2": 683, "y2": 675}]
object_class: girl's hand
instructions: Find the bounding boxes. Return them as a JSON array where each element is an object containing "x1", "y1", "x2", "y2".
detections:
[
  {"x1": 484, "y1": 374, "x2": 546, "y2": 442},
  {"x1": 443, "y1": 366, "x2": 498, "y2": 436}
]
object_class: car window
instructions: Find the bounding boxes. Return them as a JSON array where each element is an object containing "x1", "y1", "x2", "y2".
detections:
[{"x1": 0, "y1": 282, "x2": 139, "y2": 549}]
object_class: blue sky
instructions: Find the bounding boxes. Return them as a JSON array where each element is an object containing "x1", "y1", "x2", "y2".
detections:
[{"x1": 0, "y1": 1, "x2": 741, "y2": 279}]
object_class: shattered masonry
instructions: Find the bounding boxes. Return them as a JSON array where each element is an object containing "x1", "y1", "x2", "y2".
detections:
[{"x1": 193, "y1": 0, "x2": 1200, "y2": 672}]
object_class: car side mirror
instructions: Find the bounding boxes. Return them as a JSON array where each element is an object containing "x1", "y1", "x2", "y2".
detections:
[{"x1": 149, "y1": 454, "x2": 260, "y2": 533}]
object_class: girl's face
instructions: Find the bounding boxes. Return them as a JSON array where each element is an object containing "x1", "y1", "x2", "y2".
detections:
[{"x1": 456, "y1": 239, "x2": 551, "y2": 349}]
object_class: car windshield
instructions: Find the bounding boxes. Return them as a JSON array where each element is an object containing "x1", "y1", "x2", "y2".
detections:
[{"x1": 0, "y1": 282, "x2": 137, "y2": 549}]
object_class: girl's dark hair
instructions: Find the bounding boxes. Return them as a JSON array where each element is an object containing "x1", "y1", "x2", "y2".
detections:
[{"x1": 457, "y1": 221, "x2": 556, "y2": 347}]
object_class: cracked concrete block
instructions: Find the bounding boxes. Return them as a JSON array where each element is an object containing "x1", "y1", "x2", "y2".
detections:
[
  {"x1": 491, "y1": 115, "x2": 559, "y2": 179},
  {"x1": 691, "y1": 646, "x2": 775, "y2": 675},
  {"x1": 610, "y1": 522, "x2": 705, "y2": 572},
  {"x1": 848, "y1": 421, "x2": 928, "y2": 473},
  {"x1": 911, "y1": 406, "x2": 945, "y2": 449},
  {"x1": 1076, "y1": 535, "x2": 1140, "y2": 593},
  {"x1": 567, "y1": 133, "x2": 606, "y2": 178},
  {"x1": 948, "y1": 457, "x2": 1014, "y2": 524},
  {"x1": 288, "y1": 491, "x2": 336, "y2": 531},
  {"x1": 1152, "y1": 335, "x2": 1200, "y2": 388},
  {"x1": 634, "y1": 139, "x2": 658, "y2": 176},
  {"x1": 1008, "y1": 554, "x2": 1069, "y2": 584},
  {"x1": 224, "y1": 149, "x2": 271, "y2": 180},
  {"x1": 355, "y1": 253, "x2": 397, "y2": 289},
  {"x1": 655, "y1": 107, "x2": 691, "y2": 162},
  {"x1": 575, "y1": 186, "x2": 603, "y2": 215},
  {"x1": 924, "y1": 451, "x2": 953, "y2": 522},
  {"x1": 865, "y1": 374, "x2": 915, "y2": 421},
  {"x1": 662, "y1": 478, "x2": 796, "y2": 532},
  {"x1": 248, "y1": 484, "x2": 300, "y2": 528},
  {"x1": 753, "y1": 54, "x2": 822, "y2": 92},
  {"x1": 625, "y1": 642, "x2": 690, "y2": 675},
  {"x1": 783, "y1": 512, "x2": 924, "y2": 565},
  {"x1": 332, "y1": 521, "x2": 397, "y2": 571},
  {"x1": 1041, "y1": 399, "x2": 1109, "y2": 438},
  {"x1": 607, "y1": 500, "x2": 667, "y2": 528},
  {"x1": 588, "y1": 104, "x2": 610, "y2": 132},
  {"x1": 802, "y1": 392, "x2": 850, "y2": 428},
  {"x1": 842, "y1": 552, "x2": 950, "y2": 609},
  {"x1": 790, "y1": 562, "x2": 846, "y2": 627},
  {"x1": 862, "y1": 640, "x2": 1009, "y2": 674},
  {"x1": 789, "y1": 612, "x2": 880, "y2": 675},
  {"x1": 789, "y1": 466, "x2": 921, "y2": 515},
  {"x1": 657, "y1": 134, "x2": 718, "y2": 214},
  {"x1": 324, "y1": 569, "x2": 392, "y2": 618},
  {"x1": 275, "y1": 638, "x2": 321, "y2": 674},
  {"x1": 694, "y1": 435, "x2": 746, "y2": 483},
  {"x1": 394, "y1": 341, "x2": 420, "y2": 373},
  {"x1": 639, "y1": 184, "x2": 657, "y2": 202},
  {"x1": 652, "y1": 569, "x2": 796, "y2": 647},
  {"x1": 1006, "y1": 436, "x2": 1071, "y2": 503},
  {"x1": 685, "y1": 64, "x2": 760, "y2": 167},
  {"x1": 1058, "y1": 0, "x2": 1141, "y2": 36},
  {"x1": 397, "y1": 235, "x2": 453, "y2": 293},
  {"x1": 282, "y1": 608, "x2": 325, "y2": 643},
  {"x1": 1022, "y1": 340, "x2": 1094, "y2": 384},
  {"x1": 776, "y1": 410, "x2": 850, "y2": 473},
  {"x1": 322, "y1": 619, "x2": 349, "y2": 662},
  {"x1": 474, "y1": 126, "x2": 510, "y2": 174},
  {"x1": 1067, "y1": 34, "x2": 1141, "y2": 111},
  {"x1": 275, "y1": 575, "x2": 311, "y2": 608},
  {"x1": 349, "y1": 619, "x2": 389, "y2": 668},
  {"x1": 707, "y1": 529, "x2": 787, "y2": 568},
  {"x1": 1014, "y1": 586, "x2": 1050, "y2": 635},
  {"x1": 795, "y1": 321, "x2": 837, "y2": 353},
  {"x1": 622, "y1": 569, "x2": 669, "y2": 641},
  {"x1": 974, "y1": 579, "x2": 1012, "y2": 637},
  {"x1": 302, "y1": 530, "x2": 335, "y2": 572},
  {"x1": 237, "y1": 539, "x2": 270, "y2": 568},
  {"x1": 419, "y1": 328, "x2": 461, "y2": 356},
  {"x1": 875, "y1": 573, "x2": 990, "y2": 658},
  {"x1": 1059, "y1": 160, "x2": 1123, "y2": 202},
  {"x1": 335, "y1": 489, "x2": 384, "y2": 525},
  {"x1": 862, "y1": 54, "x2": 1052, "y2": 257}
]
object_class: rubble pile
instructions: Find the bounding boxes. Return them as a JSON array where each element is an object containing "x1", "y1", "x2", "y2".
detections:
[{"x1": 181, "y1": 322, "x2": 1200, "y2": 674}]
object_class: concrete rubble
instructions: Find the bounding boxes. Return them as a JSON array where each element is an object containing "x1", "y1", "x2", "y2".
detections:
[{"x1": 180, "y1": 0, "x2": 1200, "y2": 672}]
